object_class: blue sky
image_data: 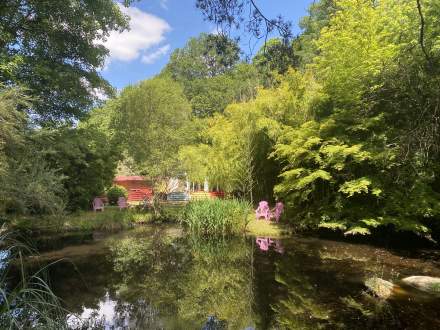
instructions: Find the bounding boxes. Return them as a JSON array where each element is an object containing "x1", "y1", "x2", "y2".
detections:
[{"x1": 101, "y1": 0, "x2": 314, "y2": 90}]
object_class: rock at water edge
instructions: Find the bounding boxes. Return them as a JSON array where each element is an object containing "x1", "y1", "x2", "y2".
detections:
[{"x1": 365, "y1": 277, "x2": 394, "y2": 299}]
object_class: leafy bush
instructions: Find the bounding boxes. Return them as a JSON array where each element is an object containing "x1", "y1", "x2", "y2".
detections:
[
  {"x1": 180, "y1": 199, "x2": 251, "y2": 235},
  {"x1": 106, "y1": 185, "x2": 128, "y2": 205},
  {"x1": 37, "y1": 126, "x2": 120, "y2": 211}
]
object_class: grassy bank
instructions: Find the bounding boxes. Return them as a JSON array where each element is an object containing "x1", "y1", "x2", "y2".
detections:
[
  {"x1": 246, "y1": 218, "x2": 292, "y2": 237},
  {"x1": 6, "y1": 207, "x2": 154, "y2": 234}
]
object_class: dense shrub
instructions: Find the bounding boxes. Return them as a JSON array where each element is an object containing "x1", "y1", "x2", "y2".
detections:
[
  {"x1": 106, "y1": 185, "x2": 128, "y2": 205},
  {"x1": 180, "y1": 199, "x2": 251, "y2": 235},
  {"x1": 37, "y1": 127, "x2": 120, "y2": 211}
]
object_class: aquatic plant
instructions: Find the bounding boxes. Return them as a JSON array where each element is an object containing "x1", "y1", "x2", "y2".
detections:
[
  {"x1": 180, "y1": 199, "x2": 251, "y2": 235},
  {"x1": 0, "y1": 230, "x2": 67, "y2": 329}
]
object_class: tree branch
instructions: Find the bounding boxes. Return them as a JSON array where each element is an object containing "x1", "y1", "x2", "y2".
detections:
[{"x1": 416, "y1": 0, "x2": 431, "y2": 64}]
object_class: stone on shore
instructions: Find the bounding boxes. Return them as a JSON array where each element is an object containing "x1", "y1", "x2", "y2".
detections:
[
  {"x1": 401, "y1": 276, "x2": 440, "y2": 295},
  {"x1": 364, "y1": 277, "x2": 394, "y2": 299}
]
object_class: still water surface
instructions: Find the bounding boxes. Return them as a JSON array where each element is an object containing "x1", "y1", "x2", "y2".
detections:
[{"x1": 35, "y1": 226, "x2": 440, "y2": 329}]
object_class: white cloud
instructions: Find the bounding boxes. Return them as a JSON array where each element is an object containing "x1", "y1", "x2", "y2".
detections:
[
  {"x1": 141, "y1": 44, "x2": 170, "y2": 64},
  {"x1": 100, "y1": 4, "x2": 170, "y2": 65}
]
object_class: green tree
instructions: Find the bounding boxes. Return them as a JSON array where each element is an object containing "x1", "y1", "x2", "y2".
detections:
[
  {"x1": 0, "y1": 87, "x2": 65, "y2": 215},
  {"x1": 163, "y1": 33, "x2": 240, "y2": 81},
  {"x1": 253, "y1": 38, "x2": 299, "y2": 75},
  {"x1": 0, "y1": 0, "x2": 130, "y2": 123},
  {"x1": 294, "y1": 0, "x2": 337, "y2": 67},
  {"x1": 274, "y1": 0, "x2": 440, "y2": 237},
  {"x1": 34, "y1": 125, "x2": 120, "y2": 210},
  {"x1": 162, "y1": 34, "x2": 261, "y2": 117},
  {"x1": 113, "y1": 77, "x2": 192, "y2": 179}
]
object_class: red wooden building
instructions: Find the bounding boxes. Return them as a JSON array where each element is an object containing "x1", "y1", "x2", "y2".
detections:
[{"x1": 113, "y1": 176, "x2": 152, "y2": 203}]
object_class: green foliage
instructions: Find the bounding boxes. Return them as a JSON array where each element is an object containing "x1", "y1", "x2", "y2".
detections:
[
  {"x1": 113, "y1": 76, "x2": 191, "y2": 178},
  {"x1": 294, "y1": 0, "x2": 336, "y2": 66},
  {"x1": 162, "y1": 34, "x2": 261, "y2": 117},
  {"x1": 253, "y1": 38, "x2": 299, "y2": 74},
  {"x1": 0, "y1": 87, "x2": 66, "y2": 215},
  {"x1": 3, "y1": 155, "x2": 66, "y2": 215},
  {"x1": 272, "y1": 0, "x2": 440, "y2": 237},
  {"x1": 164, "y1": 33, "x2": 240, "y2": 80},
  {"x1": 0, "y1": 0, "x2": 129, "y2": 123},
  {"x1": 180, "y1": 199, "x2": 251, "y2": 235},
  {"x1": 35, "y1": 126, "x2": 120, "y2": 211},
  {"x1": 106, "y1": 185, "x2": 128, "y2": 206}
]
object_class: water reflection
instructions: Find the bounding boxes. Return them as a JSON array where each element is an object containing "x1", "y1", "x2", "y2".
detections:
[
  {"x1": 255, "y1": 237, "x2": 284, "y2": 253},
  {"x1": 32, "y1": 227, "x2": 440, "y2": 329}
]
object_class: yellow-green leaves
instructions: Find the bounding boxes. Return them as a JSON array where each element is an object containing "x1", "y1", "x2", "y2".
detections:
[
  {"x1": 338, "y1": 177, "x2": 372, "y2": 197},
  {"x1": 314, "y1": 0, "x2": 416, "y2": 105}
]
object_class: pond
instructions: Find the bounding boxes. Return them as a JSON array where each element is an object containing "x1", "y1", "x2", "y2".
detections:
[{"x1": 29, "y1": 226, "x2": 440, "y2": 329}]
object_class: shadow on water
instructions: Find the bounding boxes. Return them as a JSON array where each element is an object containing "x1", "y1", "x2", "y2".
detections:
[{"x1": 13, "y1": 226, "x2": 440, "y2": 329}]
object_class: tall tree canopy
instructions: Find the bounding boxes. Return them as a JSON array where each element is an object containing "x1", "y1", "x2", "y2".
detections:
[
  {"x1": 253, "y1": 38, "x2": 299, "y2": 75},
  {"x1": 162, "y1": 33, "x2": 261, "y2": 117},
  {"x1": 273, "y1": 0, "x2": 440, "y2": 237},
  {"x1": 112, "y1": 77, "x2": 192, "y2": 178},
  {"x1": 0, "y1": 0, "x2": 130, "y2": 123},
  {"x1": 163, "y1": 33, "x2": 240, "y2": 81}
]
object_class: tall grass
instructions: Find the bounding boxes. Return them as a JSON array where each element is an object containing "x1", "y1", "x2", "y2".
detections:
[
  {"x1": 180, "y1": 199, "x2": 251, "y2": 235},
  {"x1": 0, "y1": 230, "x2": 67, "y2": 329}
]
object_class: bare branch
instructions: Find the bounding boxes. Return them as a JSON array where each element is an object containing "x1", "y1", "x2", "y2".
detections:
[
  {"x1": 416, "y1": 0, "x2": 432, "y2": 64},
  {"x1": 195, "y1": 0, "x2": 292, "y2": 48}
]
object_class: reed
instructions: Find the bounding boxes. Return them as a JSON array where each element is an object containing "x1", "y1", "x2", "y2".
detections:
[
  {"x1": 180, "y1": 199, "x2": 251, "y2": 235},
  {"x1": 0, "y1": 230, "x2": 68, "y2": 329}
]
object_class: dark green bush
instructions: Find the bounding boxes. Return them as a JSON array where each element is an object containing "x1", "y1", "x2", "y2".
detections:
[{"x1": 106, "y1": 185, "x2": 128, "y2": 205}]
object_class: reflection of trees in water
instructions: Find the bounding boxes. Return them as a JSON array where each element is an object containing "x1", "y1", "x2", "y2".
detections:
[
  {"x1": 39, "y1": 231, "x2": 440, "y2": 328},
  {"x1": 252, "y1": 239, "x2": 333, "y2": 329},
  {"x1": 266, "y1": 239, "x2": 406, "y2": 329},
  {"x1": 178, "y1": 236, "x2": 255, "y2": 329},
  {"x1": 270, "y1": 256, "x2": 333, "y2": 329},
  {"x1": 108, "y1": 230, "x2": 256, "y2": 328},
  {"x1": 107, "y1": 227, "x2": 192, "y2": 328}
]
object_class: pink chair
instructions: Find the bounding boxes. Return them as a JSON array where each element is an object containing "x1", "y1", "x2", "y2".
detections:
[
  {"x1": 255, "y1": 201, "x2": 270, "y2": 220},
  {"x1": 256, "y1": 237, "x2": 269, "y2": 251},
  {"x1": 92, "y1": 197, "x2": 104, "y2": 212},
  {"x1": 271, "y1": 202, "x2": 284, "y2": 222},
  {"x1": 118, "y1": 197, "x2": 128, "y2": 210}
]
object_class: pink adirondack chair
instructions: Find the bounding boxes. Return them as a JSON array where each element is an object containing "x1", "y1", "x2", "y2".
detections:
[
  {"x1": 271, "y1": 202, "x2": 284, "y2": 222},
  {"x1": 118, "y1": 197, "x2": 128, "y2": 210},
  {"x1": 256, "y1": 237, "x2": 270, "y2": 251},
  {"x1": 92, "y1": 197, "x2": 104, "y2": 212},
  {"x1": 255, "y1": 201, "x2": 270, "y2": 220}
]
